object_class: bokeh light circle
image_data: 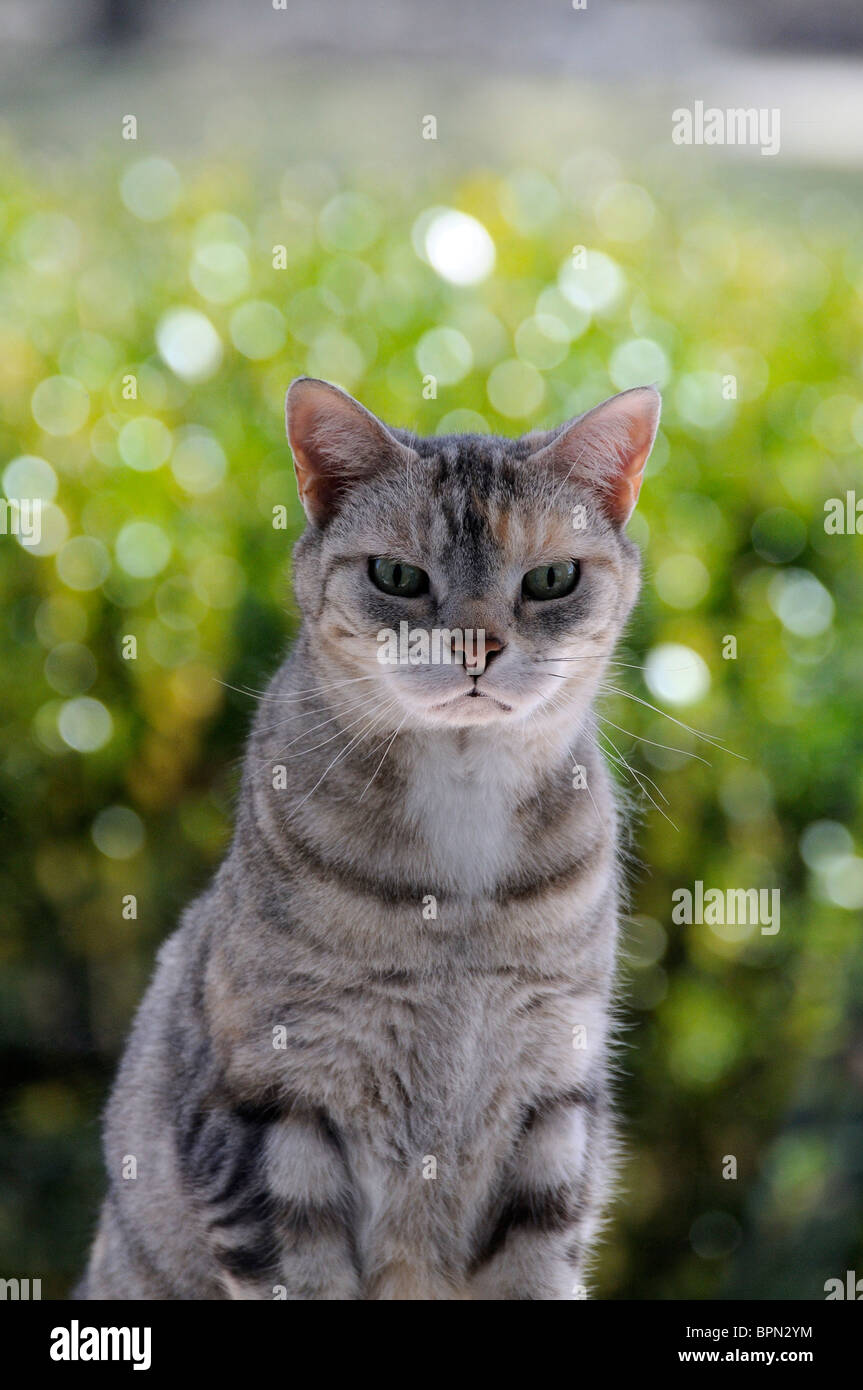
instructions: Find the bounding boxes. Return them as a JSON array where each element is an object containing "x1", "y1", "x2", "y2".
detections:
[
  {"x1": 415, "y1": 327, "x2": 473, "y2": 386},
  {"x1": 486, "y1": 359, "x2": 545, "y2": 418},
  {"x1": 3, "y1": 455, "x2": 58, "y2": 501},
  {"x1": 644, "y1": 643, "x2": 710, "y2": 706},
  {"x1": 423, "y1": 209, "x2": 495, "y2": 286},
  {"x1": 58, "y1": 697, "x2": 113, "y2": 752},
  {"x1": 156, "y1": 308, "x2": 222, "y2": 382},
  {"x1": 31, "y1": 376, "x2": 90, "y2": 436},
  {"x1": 120, "y1": 158, "x2": 182, "y2": 222},
  {"x1": 116, "y1": 521, "x2": 172, "y2": 578},
  {"x1": 92, "y1": 805, "x2": 145, "y2": 859},
  {"x1": 118, "y1": 417, "x2": 173, "y2": 473}
]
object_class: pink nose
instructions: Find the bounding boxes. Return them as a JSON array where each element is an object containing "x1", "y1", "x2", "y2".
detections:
[{"x1": 465, "y1": 634, "x2": 506, "y2": 674}]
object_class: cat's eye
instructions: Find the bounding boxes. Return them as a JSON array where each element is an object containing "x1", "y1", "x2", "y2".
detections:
[
  {"x1": 369, "y1": 557, "x2": 429, "y2": 598},
  {"x1": 522, "y1": 560, "x2": 580, "y2": 601}
]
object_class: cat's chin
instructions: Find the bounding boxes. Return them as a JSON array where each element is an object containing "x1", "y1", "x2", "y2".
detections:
[{"x1": 413, "y1": 689, "x2": 521, "y2": 726}]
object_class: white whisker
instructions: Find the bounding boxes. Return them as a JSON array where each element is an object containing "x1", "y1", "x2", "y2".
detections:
[
  {"x1": 598, "y1": 682, "x2": 742, "y2": 757},
  {"x1": 358, "y1": 712, "x2": 409, "y2": 802},
  {"x1": 287, "y1": 703, "x2": 399, "y2": 820},
  {"x1": 595, "y1": 713, "x2": 711, "y2": 767}
]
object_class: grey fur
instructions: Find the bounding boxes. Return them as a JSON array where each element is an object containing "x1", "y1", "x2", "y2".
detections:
[{"x1": 78, "y1": 378, "x2": 660, "y2": 1300}]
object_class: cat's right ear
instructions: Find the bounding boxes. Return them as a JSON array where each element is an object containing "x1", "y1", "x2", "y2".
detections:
[
  {"x1": 285, "y1": 377, "x2": 416, "y2": 526},
  {"x1": 527, "y1": 385, "x2": 661, "y2": 525}
]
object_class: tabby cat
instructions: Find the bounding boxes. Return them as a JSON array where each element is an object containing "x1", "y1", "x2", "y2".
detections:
[{"x1": 79, "y1": 376, "x2": 660, "y2": 1300}]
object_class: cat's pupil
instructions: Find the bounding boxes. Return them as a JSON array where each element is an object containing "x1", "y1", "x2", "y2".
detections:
[
  {"x1": 369, "y1": 556, "x2": 429, "y2": 597},
  {"x1": 522, "y1": 559, "x2": 579, "y2": 601}
]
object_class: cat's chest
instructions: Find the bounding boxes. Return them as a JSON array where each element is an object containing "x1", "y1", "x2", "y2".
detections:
[
  {"x1": 309, "y1": 969, "x2": 610, "y2": 1154},
  {"x1": 402, "y1": 740, "x2": 532, "y2": 894}
]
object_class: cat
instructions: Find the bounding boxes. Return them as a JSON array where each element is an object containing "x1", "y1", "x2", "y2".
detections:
[{"x1": 78, "y1": 376, "x2": 660, "y2": 1300}]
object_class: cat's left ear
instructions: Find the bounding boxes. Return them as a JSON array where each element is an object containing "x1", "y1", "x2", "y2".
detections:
[
  {"x1": 285, "y1": 377, "x2": 417, "y2": 526},
  {"x1": 527, "y1": 385, "x2": 661, "y2": 524}
]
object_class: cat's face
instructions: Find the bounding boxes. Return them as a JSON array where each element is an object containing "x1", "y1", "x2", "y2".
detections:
[{"x1": 287, "y1": 379, "x2": 659, "y2": 731}]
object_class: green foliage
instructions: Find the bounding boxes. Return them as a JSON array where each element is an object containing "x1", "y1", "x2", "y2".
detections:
[{"x1": 2, "y1": 148, "x2": 862, "y2": 1297}]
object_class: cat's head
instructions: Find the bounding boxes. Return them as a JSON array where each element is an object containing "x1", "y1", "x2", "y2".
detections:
[{"x1": 286, "y1": 377, "x2": 659, "y2": 730}]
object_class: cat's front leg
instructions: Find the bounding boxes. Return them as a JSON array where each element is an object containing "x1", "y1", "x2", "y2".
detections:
[
  {"x1": 181, "y1": 1099, "x2": 361, "y2": 1300},
  {"x1": 469, "y1": 1088, "x2": 612, "y2": 1301}
]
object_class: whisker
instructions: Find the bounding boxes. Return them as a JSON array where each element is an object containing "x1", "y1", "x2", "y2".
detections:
[
  {"x1": 287, "y1": 703, "x2": 398, "y2": 820},
  {"x1": 248, "y1": 692, "x2": 387, "y2": 760},
  {"x1": 537, "y1": 657, "x2": 655, "y2": 673},
  {"x1": 597, "y1": 727, "x2": 678, "y2": 831},
  {"x1": 598, "y1": 683, "x2": 742, "y2": 757},
  {"x1": 279, "y1": 697, "x2": 395, "y2": 760},
  {"x1": 595, "y1": 714, "x2": 711, "y2": 767},
  {"x1": 525, "y1": 691, "x2": 613, "y2": 837},
  {"x1": 216, "y1": 674, "x2": 382, "y2": 707},
  {"x1": 358, "y1": 712, "x2": 409, "y2": 802},
  {"x1": 252, "y1": 689, "x2": 387, "y2": 746},
  {"x1": 595, "y1": 725, "x2": 670, "y2": 804}
]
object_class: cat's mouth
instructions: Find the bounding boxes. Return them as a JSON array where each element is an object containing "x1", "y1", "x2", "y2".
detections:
[{"x1": 430, "y1": 689, "x2": 513, "y2": 714}]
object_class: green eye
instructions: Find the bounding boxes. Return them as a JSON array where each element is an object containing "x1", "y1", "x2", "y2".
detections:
[
  {"x1": 369, "y1": 557, "x2": 429, "y2": 597},
  {"x1": 522, "y1": 560, "x2": 580, "y2": 601}
]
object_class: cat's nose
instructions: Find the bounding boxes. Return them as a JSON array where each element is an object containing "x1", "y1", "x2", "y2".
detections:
[
  {"x1": 480, "y1": 636, "x2": 505, "y2": 666},
  {"x1": 467, "y1": 634, "x2": 506, "y2": 675}
]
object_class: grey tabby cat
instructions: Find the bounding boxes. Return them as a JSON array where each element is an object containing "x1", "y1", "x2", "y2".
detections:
[{"x1": 79, "y1": 376, "x2": 660, "y2": 1300}]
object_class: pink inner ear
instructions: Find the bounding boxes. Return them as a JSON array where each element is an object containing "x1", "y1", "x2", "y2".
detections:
[
  {"x1": 530, "y1": 386, "x2": 661, "y2": 525},
  {"x1": 285, "y1": 377, "x2": 417, "y2": 526},
  {"x1": 286, "y1": 402, "x2": 323, "y2": 498},
  {"x1": 609, "y1": 401, "x2": 659, "y2": 521},
  {"x1": 619, "y1": 469, "x2": 644, "y2": 518},
  {"x1": 286, "y1": 396, "x2": 341, "y2": 520}
]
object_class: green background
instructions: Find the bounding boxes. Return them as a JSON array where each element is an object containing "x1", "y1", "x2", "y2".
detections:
[{"x1": 2, "y1": 9, "x2": 863, "y2": 1300}]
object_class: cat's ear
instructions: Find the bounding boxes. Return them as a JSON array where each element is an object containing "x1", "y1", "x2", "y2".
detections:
[
  {"x1": 527, "y1": 386, "x2": 661, "y2": 524},
  {"x1": 285, "y1": 377, "x2": 416, "y2": 526}
]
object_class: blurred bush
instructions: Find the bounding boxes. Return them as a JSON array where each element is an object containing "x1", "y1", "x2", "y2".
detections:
[{"x1": 1, "y1": 142, "x2": 862, "y2": 1298}]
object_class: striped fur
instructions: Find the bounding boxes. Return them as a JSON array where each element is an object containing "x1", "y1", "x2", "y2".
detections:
[{"x1": 79, "y1": 380, "x2": 660, "y2": 1300}]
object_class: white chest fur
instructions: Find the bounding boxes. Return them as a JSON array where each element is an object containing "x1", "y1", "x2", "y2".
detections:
[{"x1": 402, "y1": 731, "x2": 553, "y2": 896}]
